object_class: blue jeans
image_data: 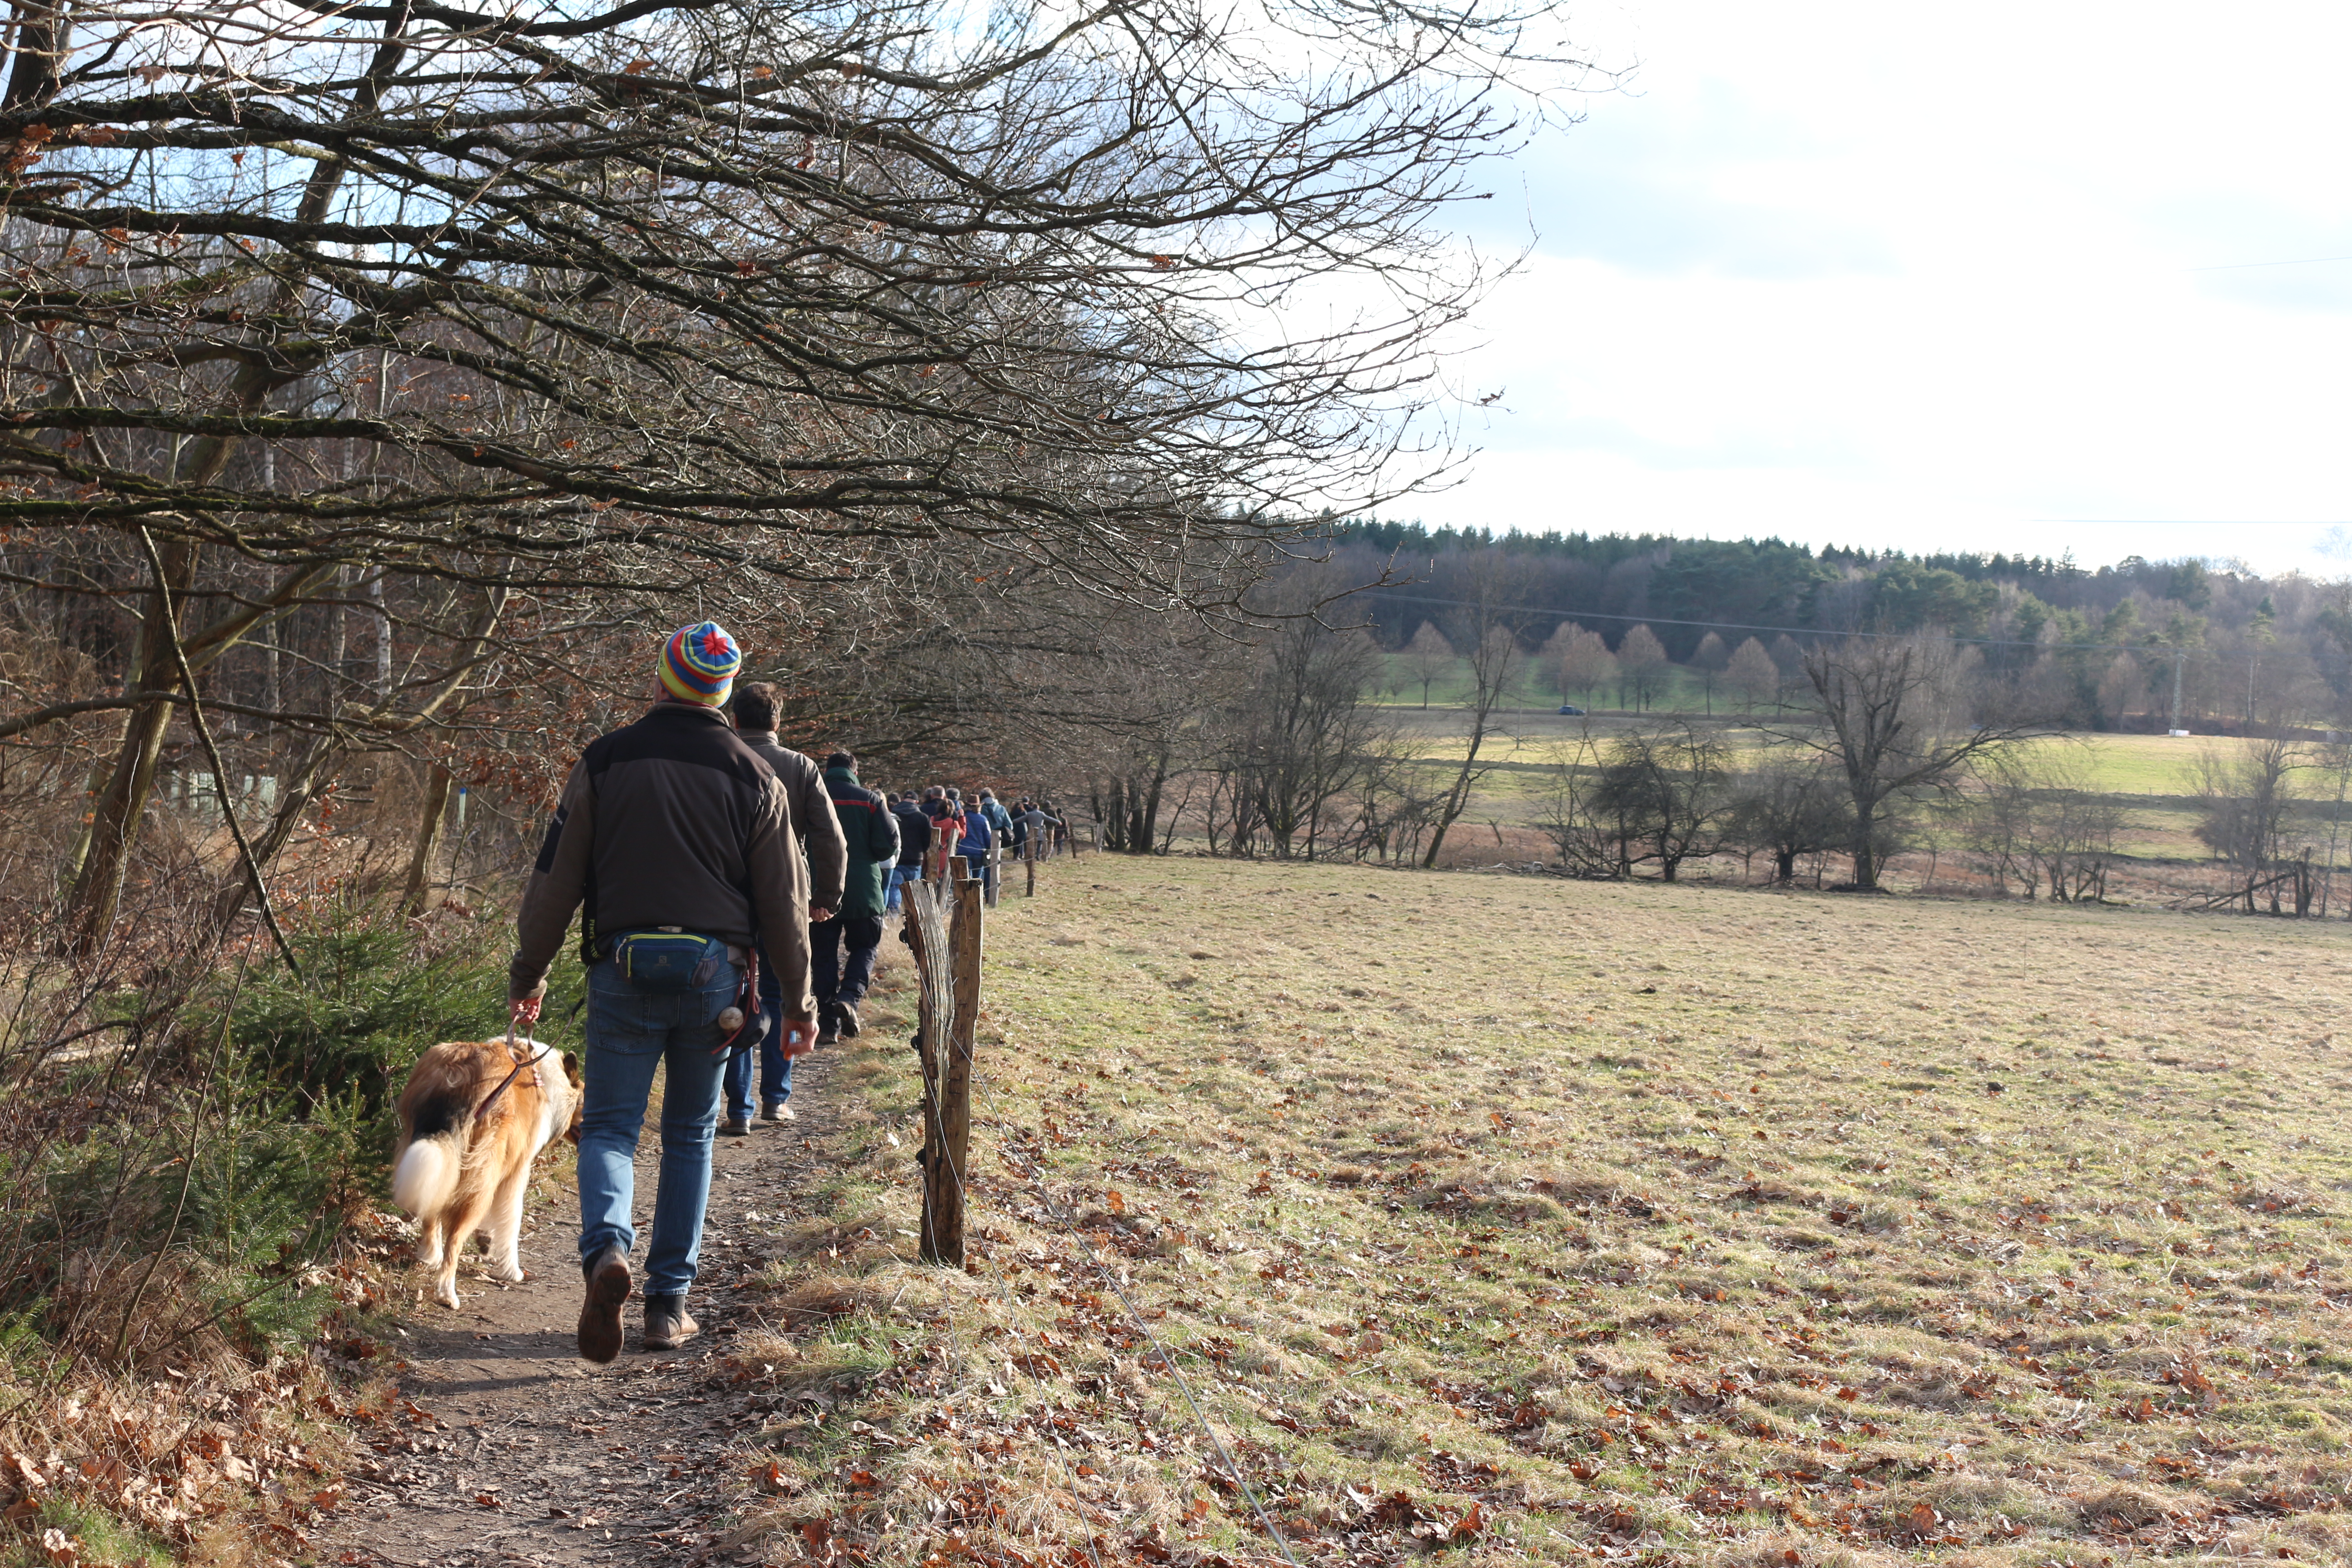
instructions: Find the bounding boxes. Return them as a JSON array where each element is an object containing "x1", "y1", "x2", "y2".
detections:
[
  {"x1": 884, "y1": 864, "x2": 910, "y2": 913},
  {"x1": 722, "y1": 954, "x2": 792, "y2": 1120},
  {"x1": 578, "y1": 956, "x2": 737, "y2": 1297}
]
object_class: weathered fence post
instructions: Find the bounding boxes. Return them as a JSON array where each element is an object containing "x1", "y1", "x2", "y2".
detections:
[
  {"x1": 941, "y1": 866, "x2": 982, "y2": 1259},
  {"x1": 1025, "y1": 833, "x2": 1038, "y2": 898},
  {"x1": 906, "y1": 858, "x2": 981, "y2": 1266}
]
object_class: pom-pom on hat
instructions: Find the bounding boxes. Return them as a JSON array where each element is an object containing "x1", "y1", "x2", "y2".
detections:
[{"x1": 658, "y1": 621, "x2": 741, "y2": 706}]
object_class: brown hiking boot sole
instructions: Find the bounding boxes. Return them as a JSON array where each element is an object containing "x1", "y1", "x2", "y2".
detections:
[{"x1": 577, "y1": 1250, "x2": 632, "y2": 1364}]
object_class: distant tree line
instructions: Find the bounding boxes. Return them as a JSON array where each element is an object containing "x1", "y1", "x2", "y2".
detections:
[
  {"x1": 1068, "y1": 571, "x2": 2352, "y2": 915},
  {"x1": 1321, "y1": 524, "x2": 2352, "y2": 734}
]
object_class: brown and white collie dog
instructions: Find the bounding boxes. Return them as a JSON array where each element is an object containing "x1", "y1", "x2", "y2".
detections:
[{"x1": 391, "y1": 1039, "x2": 583, "y2": 1308}]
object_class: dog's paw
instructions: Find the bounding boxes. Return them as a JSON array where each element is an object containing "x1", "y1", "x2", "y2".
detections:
[
  {"x1": 435, "y1": 1284, "x2": 462, "y2": 1310},
  {"x1": 490, "y1": 1260, "x2": 526, "y2": 1284},
  {"x1": 416, "y1": 1245, "x2": 445, "y2": 1270}
]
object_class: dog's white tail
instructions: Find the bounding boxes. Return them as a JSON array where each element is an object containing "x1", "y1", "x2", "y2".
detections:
[{"x1": 392, "y1": 1134, "x2": 460, "y2": 1218}]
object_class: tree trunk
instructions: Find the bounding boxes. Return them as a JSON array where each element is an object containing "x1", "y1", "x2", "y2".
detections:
[
  {"x1": 66, "y1": 539, "x2": 196, "y2": 952},
  {"x1": 210, "y1": 734, "x2": 346, "y2": 928},
  {"x1": 397, "y1": 764, "x2": 455, "y2": 917},
  {"x1": 1847, "y1": 792, "x2": 1880, "y2": 889},
  {"x1": 1138, "y1": 749, "x2": 1168, "y2": 855}
]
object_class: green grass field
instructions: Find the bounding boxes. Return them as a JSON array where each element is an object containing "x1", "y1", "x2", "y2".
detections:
[
  {"x1": 1383, "y1": 652, "x2": 2313, "y2": 805},
  {"x1": 726, "y1": 856, "x2": 2352, "y2": 1566}
]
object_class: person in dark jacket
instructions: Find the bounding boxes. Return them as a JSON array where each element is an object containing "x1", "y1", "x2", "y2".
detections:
[
  {"x1": 813, "y1": 752, "x2": 899, "y2": 1041},
  {"x1": 719, "y1": 684, "x2": 848, "y2": 1132},
  {"x1": 510, "y1": 622, "x2": 815, "y2": 1362},
  {"x1": 975, "y1": 789, "x2": 1013, "y2": 898},
  {"x1": 956, "y1": 797, "x2": 994, "y2": 868},
  {"x1": 888, "y1": 791, "x2": 928, "y2": 909}
]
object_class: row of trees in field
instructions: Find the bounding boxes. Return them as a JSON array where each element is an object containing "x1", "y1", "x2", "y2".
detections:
[
  {"x1": 1389, "y1": 608, "x2": 2349, "y2": 735},
  {"x1": 1334, "y1": 525, "x2": 2352, "y2": 735}
]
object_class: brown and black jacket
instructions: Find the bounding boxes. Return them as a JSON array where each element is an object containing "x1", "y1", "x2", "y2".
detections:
[
  {"x1": 735, "y1": 730, "x2": 848, "y2": 914},
  {"x1": 509, "y1": 701, "x2": 814, "y2": 1018}
]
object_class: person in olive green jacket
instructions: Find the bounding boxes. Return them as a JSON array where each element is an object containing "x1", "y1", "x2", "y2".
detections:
[{"x1": 814, "y1": 751, "x2": 900, "y2": 1042}]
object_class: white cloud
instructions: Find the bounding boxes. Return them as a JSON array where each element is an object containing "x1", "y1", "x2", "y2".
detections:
[{"x1": 1410, "y1": 0, "x2": 2352, "y2": 575}]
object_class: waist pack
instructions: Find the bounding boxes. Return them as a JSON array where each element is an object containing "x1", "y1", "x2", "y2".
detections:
[{"x1": 608, "y1": 928, "x2": 728, "y2": 992}]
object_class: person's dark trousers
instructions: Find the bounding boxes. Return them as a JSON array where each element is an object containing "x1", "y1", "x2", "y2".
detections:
[
  {"x1": 723, "y1": 944, "x2": 793, "y2": 1120},
  {"x1": 812, "y1": 915, "x2": 884, "y2": 1009}
]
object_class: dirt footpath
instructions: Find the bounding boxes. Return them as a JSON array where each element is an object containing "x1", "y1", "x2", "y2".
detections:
[{"x1": 321, "y1": 1052, "x2": 843, "y2": 1568}]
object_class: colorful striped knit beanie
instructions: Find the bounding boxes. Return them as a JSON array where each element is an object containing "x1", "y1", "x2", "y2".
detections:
[{"x1": 657, "y1": 621, "x2": 741, "y2": 706}]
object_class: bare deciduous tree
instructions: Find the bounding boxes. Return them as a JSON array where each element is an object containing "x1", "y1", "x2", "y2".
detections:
[
  {"x1": 1616, "y1": 625, "x2": 1671, "y2": 712},
  {"x1": 1402, "y1": 622, "x2": 1456, "y2": 710},
  {"x1": 1556, "y1": 627, "x2": 1617, "y2": 709},
  {"x1": 2188, "y1": 740, "x2": 2312, "y2": 913},
  {"x1": 1726, "y1": 637, "x2": 1779, "y2": 713},
  {"x1": 1774, "y1": 634, "x2": 2043, "y2": 891},
  {"x1": 1590, "y1": 725, "x2": 1732, "y2": 881},
  {"x1": 1691, "y1": 631, "x2": 1730, "y2": 716},
  {"x1": 1423, "y1": 558, "x2": 1523, "y2": 866},
  {"x1": 1967, "y1": 748, "x2": 2123, "y2": 903},
  {"x1": 1723, "y1": 754, "x2": 1851, "y2": 885}
]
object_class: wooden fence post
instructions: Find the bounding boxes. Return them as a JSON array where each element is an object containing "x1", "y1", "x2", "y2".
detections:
[
  {"x1": 901, "y1": 877, "x2": 949, "y2": 1262},
  {"x1": 904, "y1": 862, "x2": 980, "y2": 1268},
  {"x1": 1025, "y1": 833, "x2": 1037, "y2": 898},
  {"x1": 934, "y1": 866, "x2": 982, "y2": 1264}
]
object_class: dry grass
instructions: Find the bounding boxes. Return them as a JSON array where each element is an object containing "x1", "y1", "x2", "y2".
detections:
[
  {"x1": 0, "y1": 1224, "x2": 407, "y2": 1568},
  {"x1": 727, "y1": 858, "x2": 2352, "y2": 1565}
]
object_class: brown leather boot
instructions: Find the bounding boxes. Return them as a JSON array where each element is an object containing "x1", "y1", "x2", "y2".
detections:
[
  {"x1": 577, "y1": 1246, "x2": 632, "y2": 1364},
  {"x1": 642, "y1": 1294, "x2": 699, "y2": 1351}
]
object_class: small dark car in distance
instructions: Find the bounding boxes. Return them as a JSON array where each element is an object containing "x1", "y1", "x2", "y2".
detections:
[{"x1": 1557, "y1": 704, "x2": 1586, "y2": 716}]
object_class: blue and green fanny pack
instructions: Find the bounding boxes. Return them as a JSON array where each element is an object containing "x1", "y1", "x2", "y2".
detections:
[{"x1": 608, "y1": 928, "x2": 727, "y2": 992}]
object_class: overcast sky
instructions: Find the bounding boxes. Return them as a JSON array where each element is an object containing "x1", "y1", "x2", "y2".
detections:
[{"x1": 1411, "y1": 1, "x2": 2352, "y2": 576}]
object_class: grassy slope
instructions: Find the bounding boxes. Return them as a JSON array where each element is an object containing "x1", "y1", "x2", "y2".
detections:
[{"x1": 757, "y1": 857, "x2": 2352, "y2": 1567}]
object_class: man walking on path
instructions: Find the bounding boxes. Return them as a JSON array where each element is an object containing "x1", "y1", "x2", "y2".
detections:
[
  {"x1": 719, "y1": 684, "x2": 847, "y2": 1134},
  {"x1": 956, "y1": 794, "x2": 995, "y2": 880},
  {"x1": 1014, "y1": 799, "x2": 1062, "y2": 861},
  {"x1": 888, "y1": 790, "x2": 928, "y2": 910},
  {"x1": 813, "y1": 752, "x2": 898, "y2": 1043},
  {"x1": 509, "y1": 623, "x2": 816, "y2": 1363},
  {"x1": 975, "y1": 788, "x2": 1013, "y2": 899}
]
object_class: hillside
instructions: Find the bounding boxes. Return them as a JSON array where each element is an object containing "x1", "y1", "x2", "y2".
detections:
[{"x1": 720, "y1": 855, "x2": 2352, "y2": 1566}]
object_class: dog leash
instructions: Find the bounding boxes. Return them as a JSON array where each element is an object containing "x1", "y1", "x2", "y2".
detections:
[{"x1": 476, "y1": 996, "x2": 552, "y2": 1125}]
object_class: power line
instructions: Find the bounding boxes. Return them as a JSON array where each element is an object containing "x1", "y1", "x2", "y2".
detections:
[
  {"x1": 2184, "y1": 255, "x2": 2352, "y2": 273},
  {"x1": 2023, "y1": 526, "x2": 2352, "y2": 534}
]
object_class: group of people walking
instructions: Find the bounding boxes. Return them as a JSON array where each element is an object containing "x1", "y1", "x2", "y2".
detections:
[
  {"x1": 881, "y1": 784, "x2": 1068, "y2": 908},
  {"x1": 504, "y1": 621, "x2": 1062, "y2": 1362}
]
